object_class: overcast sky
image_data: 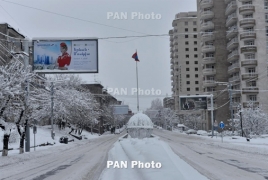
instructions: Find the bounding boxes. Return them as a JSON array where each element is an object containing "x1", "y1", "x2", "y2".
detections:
[{"x1": 0, "y1": 0, "x2": 197, "y2": 112}]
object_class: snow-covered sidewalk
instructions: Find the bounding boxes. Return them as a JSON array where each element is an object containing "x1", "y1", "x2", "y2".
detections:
[{"x1": 99, "y1": 135, "x2": 208, "y2": 180}]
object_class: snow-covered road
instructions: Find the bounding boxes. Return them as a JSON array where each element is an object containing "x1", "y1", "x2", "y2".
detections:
[
  {"x1": 153, "y1": 129, "x2": 268, "y2": 180},
  {"x1": 0, "y1": 133, "x2": 123, "y2": 180}
]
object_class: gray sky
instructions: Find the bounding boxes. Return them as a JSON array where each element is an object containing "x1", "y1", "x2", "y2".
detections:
[{"x1": 0, "y1": 0, "x2": 197, "y2": 112}]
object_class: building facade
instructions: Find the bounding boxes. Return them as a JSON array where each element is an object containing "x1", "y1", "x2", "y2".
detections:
[{"x1": 170, "y1": 12, "x2": 203, "y2": 114}]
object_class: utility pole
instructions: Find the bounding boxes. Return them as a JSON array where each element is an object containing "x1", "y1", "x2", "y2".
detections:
[
  {"x1": 50, "y1": 82, "x2": 55, "y2": 139},
  {"x1": 23, "y1": 39, "x2": 30, "y2": 152},
  {"x1": 210, "y1": 94, "x2": 214, "y2": 137},
  {"x1": 228, "y1": 83, "x2": 234, "y2": 135}
]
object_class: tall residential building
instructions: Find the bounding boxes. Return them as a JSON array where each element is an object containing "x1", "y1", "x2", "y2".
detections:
[
  {"x1": 170, "y1": 12, "x2": 203, "y2": 116},
  {"x1": 224, "y1": 0, "x2": 268, "y2": 114},
  {"x1": 197, "y1": 0, "x2": 231, "y2": 126}
]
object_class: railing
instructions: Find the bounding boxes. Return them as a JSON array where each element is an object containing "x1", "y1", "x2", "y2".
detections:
[
  {"x1": 228, "y1": 50, "x2": 239, "y2": 59},
  {"x1": 240, "y1": 31, "x2": 256, "y2": 39},
  {"x1": 228, "y1": 63, "x2": 239, "y2": 71},
  {"x1": 227, "y1": 37, "x2": 238, "y2": 48},
  {"x1": 229, "y1": 76, "x2": 240, "y2": 82},
  {"x1": 203, "y1": 68, "x2": 216, "y2": 74},
  {"x1": 226, "y1": 26, "x2": 238, "y2": 36},
  {"x1": 225, "y1": 1, "x2": 237, "y2": 15},
  {"x1": 239, "y1": 5, "x2": 255, "y2": 13},
  {"x1": 226, "y1": 13, "x2": 237, "y2": 26}
]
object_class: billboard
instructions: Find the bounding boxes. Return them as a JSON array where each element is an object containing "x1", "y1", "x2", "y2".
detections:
[
  {"x1": 32, "y1": 38, "x2": 98, "y2": 73},
  {"x1": 113, "y1": 105, "x2": 129, "y2": 115},
  {"x1": 180, "y1": 96, "x2": 207, "y2": 110}
]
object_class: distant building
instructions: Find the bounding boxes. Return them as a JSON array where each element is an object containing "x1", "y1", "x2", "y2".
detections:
[{"x1": 0, "y1": 23, "x2": 26, "y2": 66}]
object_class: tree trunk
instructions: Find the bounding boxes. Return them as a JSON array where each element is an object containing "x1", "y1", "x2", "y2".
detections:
[{"x1": 2, "y1": 132, "x2": 10, "y2": 156}]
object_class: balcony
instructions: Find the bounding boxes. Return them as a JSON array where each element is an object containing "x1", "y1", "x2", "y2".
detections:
[
  {"x1": 200, "y1": 21, "x2": 214, "y2": 31},
  {"x1": 201, "y1": 33, "x2": 215, "y2": 42},
  {"x1": 227, "y1": 38, "x2": 239, "y2": 50},
  {"x1": 241, "y1": 59, "x2": 257, "y2": 67},
  {"x1": 240, "y1": 31, "x2": 256, "y2": 40},
  {"x1": 225, "y1": 1, "x2": 237, "y2": 16},
  {"x1": 226, "y1": 26, "x2": 238, "y2": 39},
  {"x1": 200, "y1": 11, "x2": 214, "y2": 20},
  {"x1": 241, "y1": 73, "x2": 258, "y2": 80},
  {"x1": 174, "y1": 71, "x2": 179, "y2": 76},
  {"x1": 240, "y1": 18, "x2": 255, "y2": 28},
  {"x1": 241, "y1": 45, "x2": 257, "y2": 53},
  {"x1": 228, "y1": 63, "x2": 240, "y2": 74},
  {"x1": 202, "y1": 57, "x2": 215, "y2": 64},
  {"x1": 242, "y1": 87, "x2": 259, "y2": 94},
  {"x1": 200, "y1": 0, "x2": 213, "y2": 9},
  {"x1": 224, "y1": 0, "x2": 232, "y2": 4},
  {"x1": 171, "y1": 64, "x2": 174, "y2": 69},
  {"x1": 171, "y1": 76, "x2": 174, "y2": 81},
  {"x1": 239, "y1": 5, "x2": 255, "y2": 15},
  {"x1": 202, "y1": 68, "x2": 216, "y2": 75},
  {"x1": 203, "y1": 80, "x2": 217, "y2": 87},
  {"x1": 227, "y1": 50, "x2": 239, "y2": 62},
  {"x1": 207, "y1": 104, "x2": 218, "y2": 110},
  {"x1": 201, "y1": 45, "x2": 215, "y2": 53},
  {"x1": 243, "y1": 101, "x2": 259, "y2": 108},
  {"x1": 229, "y1": 76, "x2": 240, "y2": 82},
  {"x1": 226, "y1": 14, "x2": 237, "y2": 27}
]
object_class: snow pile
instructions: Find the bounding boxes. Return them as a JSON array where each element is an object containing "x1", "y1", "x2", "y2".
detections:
[
  {"x1": 127, "y1": 113, "x2": 153, "y2": 139},
  {"x1": 99, "y1": 137, "x2": 208, "y2": 180}
]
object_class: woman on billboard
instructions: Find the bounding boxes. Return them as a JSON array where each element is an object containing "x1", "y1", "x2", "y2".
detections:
[{"x1": 56, "y1": 42, "x2": 71, "y2": 70}]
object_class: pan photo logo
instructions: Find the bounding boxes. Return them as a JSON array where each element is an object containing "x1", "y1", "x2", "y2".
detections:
[
  {"x1": 107, "y1": 12, "x2": 162, "y2": 20},
  {"x1": 107, "y1": 88, "x2": 162, "y2": 96},
  {"x1": 107, "y1": 161, "x2": 162, "y2": 169}
]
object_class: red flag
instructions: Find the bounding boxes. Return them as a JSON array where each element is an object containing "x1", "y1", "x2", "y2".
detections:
[{"x1": 132, "y1": 51, "x2": 139, "y2": 62}]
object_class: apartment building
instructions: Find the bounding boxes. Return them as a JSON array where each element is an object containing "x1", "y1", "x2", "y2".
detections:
[
  {"x1": 0, "y1": 23, "x2": 25, "y2": 66},
  {"x1": 170, "y1": 12, "x2": 203, "y2": 114},
  {"x1": 224, "y1": 0, "x2": 268, "y2": 114}
]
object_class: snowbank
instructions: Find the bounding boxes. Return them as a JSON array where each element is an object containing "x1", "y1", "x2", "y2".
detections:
[{"x1": 99, "y1": 137, "x2": 208, "y2": 180}]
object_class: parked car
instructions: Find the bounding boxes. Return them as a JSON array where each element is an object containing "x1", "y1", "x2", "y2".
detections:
[
  {"x1": 197, "y1": 130, "x2": 208, "y2": 136},
  {"x1": 186, "y1": 129, "x2": 197, "y2": 134}
]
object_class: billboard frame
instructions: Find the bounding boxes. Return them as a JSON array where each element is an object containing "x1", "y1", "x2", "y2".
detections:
[
  {"x1": 32, "y1": 37, "x2": 98, "y2": 74},
  {"x1": 179, "y1": 95, "x2": 209, "y2": 111}
]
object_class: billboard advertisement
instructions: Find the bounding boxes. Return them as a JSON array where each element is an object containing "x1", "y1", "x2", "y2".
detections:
[
  {"x1": 180, "y1": 96, "x2": 207, "y2": 110},
  {"x1": 32, "y1": 39, "x2": 98, "y2": 73},
  {"x1": 112, "y1": 105, "x2": 129, "y2": 115}
]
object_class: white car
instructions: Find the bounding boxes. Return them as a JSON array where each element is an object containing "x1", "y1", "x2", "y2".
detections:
[
  {"x1": 186, "y1": 129, "x2": 197, "y2": 134},
  {"x1": 115, "y1": 129, "x2": 120, "y2": 134}
]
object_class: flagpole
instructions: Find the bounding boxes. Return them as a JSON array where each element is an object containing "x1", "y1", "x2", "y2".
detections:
[{"x1": 136, "y1": 61, "x2": 139, "y2": 112}]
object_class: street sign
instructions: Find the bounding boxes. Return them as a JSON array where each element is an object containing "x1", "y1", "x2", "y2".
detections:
[{"x1": 219, "y1": 121, "x2": 225, "y2": 129}]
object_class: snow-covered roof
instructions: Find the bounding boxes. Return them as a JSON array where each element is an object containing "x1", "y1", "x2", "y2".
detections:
[{"x1": 127, "y1": 112, "x2": 153, "y2": 129}]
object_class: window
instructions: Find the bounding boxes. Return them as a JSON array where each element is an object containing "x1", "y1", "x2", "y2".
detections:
[
  {"x1": 185, "y1": 28, "x2": 188, "y2": 32},
  {"x1": 186, "y1": 55, "x2": 189, "y2": 58},
  {"x1": 245, "y1": 53, "x2": 255, "y2": 59},
  {"x1": 193, "y1": 21, "x2": 197, "y2": 25},
  {"x1": 248, "y1": 95, "x2": 257, "y2": 101},
  {"x1": 194, "y1": 41, "x2": 197, "y2": 45},
  {"x1": 206, "y1": 53, "x2": 214, "y2": 57},
  {"x1": 193, "y1": 28, "x2": 197, "y2": 32},
  {"x1": 244, "y1": 40, "x2": 254, "y2": 45},
  {"x1": 185, "y1": 48, "x2": 189, "y2": 51},
  {"x1": 185, "y1": 22, "x2": 188, "y2": 25},
  {"x1": 242, "y1": 1, "x2": 252, "y2": 5},
  {"x1": 194, "y1": 48, "x2": 197, "y2": 51},
  {"x1": 185, "y1": 41, "x2": 189, "y2": 45},
  {"x1": 187, "y1": 88, "x2": 190, "y2": 91},
  {"x1": 195, "y1": 74, "x2": 198, "y2": 78},
  {"x1": 266, "y1": 26, "x2": 268, "y2": 36},
  {"x1": 194, "y1": 54, "x2": 198, "y2": 58},
  {"x1": 248, "y1": 81, "x2": 256, "y2": 87},
  {"x1": 194, "y1": 35, "x2": 197, "y2": 38},
  {"x1": 195, "y1": 87, "x2": 199, "y2": 91},
  {"x1": 266, "y1": 13, "x2": 268, "y2": 23},
  {"x1": 186, "y1": 74, "x2": 190, "y2": 78},
  {"x1": 195, "y1": 81, "x2": 199, "y2": 84},
  {"x1": 195, "y1": 68, "x2": 198, "y2": 71},
  {"x1": 247, "y1": 67, "x2": 255, "y2": 73},
  {"x1": 265, "y1": 0, "x2": 268, "y2": 9},
  {"x1": 187, "y1": 81, "x2": 190, "y2": 84},
  {"x1": 244, "y1": 27, "x2": 254, "y2": 32},
  {"x1": 185, "y1": 35, "x2": 188, "y2": 38},
  {"x1": 186, "y1": 61, "x2": 189, "y2": 64},
  {"x1": 244, "y1": 14, "x2": 253, "y2": 18},
  {"x1": 195, "y1": 61, "x2": 198, "y2": 64},
  {"x1": 186, "y1": 68, "x2": 190, "y2": 71}
]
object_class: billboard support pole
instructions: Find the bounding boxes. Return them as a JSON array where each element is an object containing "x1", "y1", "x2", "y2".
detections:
[
  {"x1": 50, "y1": 82, "x2": 54, "y2": 140},
  {"x1": 211, "y1": 94, "x2": 214, "y2": 137}
]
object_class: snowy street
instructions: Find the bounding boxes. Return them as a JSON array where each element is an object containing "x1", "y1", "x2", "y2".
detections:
[
  {"x1": 0, "y1": 133, "x2": 124, "y2": 180},
  {"x1": 153, "y1": 129, "x2": 268, "y2": 180}
]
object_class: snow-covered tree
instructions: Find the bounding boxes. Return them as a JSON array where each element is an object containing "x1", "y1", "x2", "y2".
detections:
[{"x1": 234, "y1": 102, "x2": 268, "y2": 136}]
